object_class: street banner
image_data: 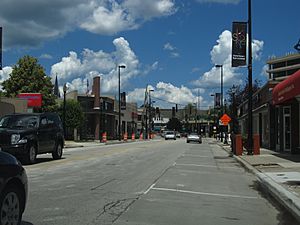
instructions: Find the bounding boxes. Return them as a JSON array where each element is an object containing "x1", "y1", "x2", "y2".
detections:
[
  {"x1": 215, "y1": 93, "x2": 221, "y2": 108},
  {"x1": 0, "y1": 27, "x2": 2, "y2": 70},
  {"x1": 232, "y1": 22, "x2": 247, "y2": 67},
  {"x1": 121, "y1": 92, "x2": 126, "y2": 110}
]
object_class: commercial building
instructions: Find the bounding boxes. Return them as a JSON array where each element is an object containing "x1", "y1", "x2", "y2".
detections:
[
  {"x1": 66, "y1": 76, "x2": 138, "y2": 141},
  {"x1": 237, "y1": 53, "x2": 300, "y2": 153}
]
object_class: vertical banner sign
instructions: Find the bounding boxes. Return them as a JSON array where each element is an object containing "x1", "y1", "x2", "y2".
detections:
[
  {"x1": 0, "y1": 27, "x2": 2, "y2": 70},
  {"x1": 121, "y1": 92, "x2": 126, "y2": 110},
  {"x1": 215, "y1": 93, "x2": 221, "y2": 108},
  {"x1": 232, "y1": 22, "x2": 247, "y2": 67}
]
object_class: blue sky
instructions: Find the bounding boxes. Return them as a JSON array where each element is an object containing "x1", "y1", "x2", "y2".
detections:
[{"x1": 0, "y1": 0, "x2": 299, "y2": 109}]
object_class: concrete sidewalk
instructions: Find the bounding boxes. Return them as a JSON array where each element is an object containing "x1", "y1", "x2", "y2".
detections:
[{"x1": 215, "y1": 138, "x2": 300, "y2": 222}]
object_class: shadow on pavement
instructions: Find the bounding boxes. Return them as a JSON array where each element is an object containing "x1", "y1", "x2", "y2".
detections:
[
  {"x1": 21, "y1": 221, "x2": 34, "y2": 225},
  {"x1": 272, "y1": 152, "x2": 300, "y2": 163}
]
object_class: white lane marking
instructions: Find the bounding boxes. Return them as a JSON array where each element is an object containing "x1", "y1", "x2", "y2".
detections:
[
  {"x1": 176, "y1": 163, "x2": 236, "y2": 169},
  {"x1": 152, "y1": 187, "x2": 258, "y2": 199},
  {"x1": 144, "y1": 183, "x2": 156, "y2": 194}
]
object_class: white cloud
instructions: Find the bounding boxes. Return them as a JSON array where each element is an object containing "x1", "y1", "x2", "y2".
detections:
[
  {"x1": 193, "y1": 30, "x2": 264, "y2": 89},
  {"x1": 127, "y1": 82, "x2": 201, "y2": 108},
  {"x1": 51, "y1": 37, "x2": 160, "y2": 95},
  {"x1": 40, "y1": 54, "x2": 53, "y2": 59},
  {"x1": 0, "y1": 67, "x2": 12, "y2": 90},
  {"x1": 163, "y1": 42, "x2": 180, "y2": 58},
  {"x1": 261, "y1": 64, "x2": 269, "y2": 78},
  {"x1": 164, "y1": 42, "x2": 176, "y2": 51},
  {"x1": 195, "y1": 0, "x2": 240, "y2": 4},
  {"x1": 0, "y1": 0, "x2": 177, "y2": 48}
]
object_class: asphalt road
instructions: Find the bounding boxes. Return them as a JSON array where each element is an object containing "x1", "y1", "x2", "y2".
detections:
[{"x1": 21, "y1": 138, "x2": 297, "y2": 225}]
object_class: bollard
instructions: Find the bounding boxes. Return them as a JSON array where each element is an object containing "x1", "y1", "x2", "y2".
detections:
[
  {"x1": 102, "y1": 132, "x2": 107, "y2": 143},
  {"x1": 124, "y1": 132, "x2": 128, "y2": 141},
  {"x1": 139, "y1": 133, "x2": 143, "y2": 140},
  {"x1": 253, "y1": 134, "x2": 260, "y2": 155},
  {"x1": 235, "y1": 134, "x2": 243, "y2": 156}
]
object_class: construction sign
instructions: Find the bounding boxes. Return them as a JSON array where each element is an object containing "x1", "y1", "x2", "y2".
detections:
[{"x1": 220, "y1": 113, "x2": 231, "y2": 126}]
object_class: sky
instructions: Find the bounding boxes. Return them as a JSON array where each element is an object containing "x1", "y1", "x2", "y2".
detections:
[{"x1": 0, "y1": 0, "x2": 299, "y2": 109}]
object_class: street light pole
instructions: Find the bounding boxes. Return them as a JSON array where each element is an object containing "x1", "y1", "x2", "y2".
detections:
[
  {"x1": 63, "y1": 83, "x2": 67, "y2": 138},
  {"x1": 215, "y1": 64, "x2": 223, "y2": 142},
  {"x1": 118, "y1": 65, "x2": 126, "y2": 141},
  {"x1": 247, "y1": 0, "x2": 253, "y2": 155},
  {"x1": 149, "y1": 89, "x2": 154, "y2": 138}
]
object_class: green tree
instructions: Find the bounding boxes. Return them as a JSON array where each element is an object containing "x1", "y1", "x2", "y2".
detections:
[
  {"x1": 2, "y1": 55, "x2": 57, "y2": 112},
  {"x1": 59, "y1": 99, "x2": 84, "y2": 133},
  {"x1": 167, "y1": 118, "x2": 182, "y2": 131}
]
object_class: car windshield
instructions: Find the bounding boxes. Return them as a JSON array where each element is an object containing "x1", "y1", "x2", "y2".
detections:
[
  {"x1": 166, "y1": 131, "x2": 175, "y2": 135},
  {"x1": 189, "y1": 133, "x2": 198, "y2": 136},
  {"x1": 0, "y1": 115, "x2": 38, "y2": 129}
]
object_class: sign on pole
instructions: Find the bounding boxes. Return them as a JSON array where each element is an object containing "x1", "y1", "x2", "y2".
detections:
[
  {"x1": 121, "y1": 92, "x2": 126, "y2": 110},
  {"x1": 215, "y1": 93, "x2": 221, "y2": 108},
  {"x1": 232, "y1": 22, "x2": 247, "y2": 67},
  {"x1": 220, "y1": 113, "x2": 231, "y2": 126}
]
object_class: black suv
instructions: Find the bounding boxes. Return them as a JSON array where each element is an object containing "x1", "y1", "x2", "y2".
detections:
[{"x1": 0, "y1": 113, "x2": 64, "y2": 164}]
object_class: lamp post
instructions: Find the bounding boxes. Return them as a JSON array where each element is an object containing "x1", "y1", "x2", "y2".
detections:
[
  {"x1": 118, "y1": 65, "x2": 126, "y2": 141},
  {"x1": 215, "y1": 64, "x2": 224, "y2": 142},
  {"x1": 247, "y1": 0, "x2": 253, "y2": 155},
  {"x1": 149, "y1": 89, "x2": 154, "y2": 138},
  {"x1": 210, "y1": 94, "x2": 217, "y2": 138},
  {"x1": 63, "y1": 83, "x2": 67, "y2": 138},
  {"x1": 100, "y1": 98, "x2": 103, "y2": 141}
]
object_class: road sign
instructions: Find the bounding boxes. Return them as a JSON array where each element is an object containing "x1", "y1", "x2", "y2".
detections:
[{"x1": 220, "y1": 113, "x2": 231, "y2": 126}]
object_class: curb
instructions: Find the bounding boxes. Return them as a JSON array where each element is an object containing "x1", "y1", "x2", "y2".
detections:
[
  {"x1": 218, "y1": 142, "x2": 300, "y2": 222},
  {"x1": 64, "y1": 139, "x2": 159, "y2": 148}
]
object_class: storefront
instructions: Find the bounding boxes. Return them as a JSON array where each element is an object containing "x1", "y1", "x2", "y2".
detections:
[{"x1": 272, "y1": 69, "x2": 300, "y2": 153}]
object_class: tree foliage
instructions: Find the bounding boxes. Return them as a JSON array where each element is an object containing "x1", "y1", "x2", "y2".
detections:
[
  {"x1": 226, "y1": 78, "x2": 262, "y2": 109},
  {"x1": 167, "y1": 117, "x2": 182, "y2": 131},
  {"x1": 1, "y1": 55, "x2": 57, "y2": 112},
  {"x1": 58, "y1": 100, "x2": 84, "y2": 130}
]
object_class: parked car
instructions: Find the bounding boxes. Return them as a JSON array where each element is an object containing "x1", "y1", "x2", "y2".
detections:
[
  {"x1": 0, "y1": 151, "x2": 28, "y2": 225},
  {"x1": 165, "y1": 131, "x2": 176, "y2": 140},
  {"x1": 186, "y1": 133, "x2": 202, "y2": 143},
  {"x1": 0, "y1": 113, "x2": 65, "y2": 164}
]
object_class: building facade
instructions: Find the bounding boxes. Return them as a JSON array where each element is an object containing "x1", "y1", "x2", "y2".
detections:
[{"x1": 238, "y1": 53, "x2": 300, "y2": 153}]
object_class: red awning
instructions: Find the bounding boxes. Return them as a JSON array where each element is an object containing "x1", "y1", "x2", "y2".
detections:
[{"x1": 272, "y1": 69, "x2": 300, "y2": 105}]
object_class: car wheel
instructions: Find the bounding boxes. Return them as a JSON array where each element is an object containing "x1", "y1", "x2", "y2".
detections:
[
  {"x1": 26, "y1": 145, "x2": 37, "y2": 164},
  {"x1": 187, "y1": 140, "x2": 190, "y2": 143},
  {"x1": 52, "y1": 142, "x2": 63, "y2": 160},
  {"x1": 0, "y1": 185, "x2": 23, "y2": 225}
]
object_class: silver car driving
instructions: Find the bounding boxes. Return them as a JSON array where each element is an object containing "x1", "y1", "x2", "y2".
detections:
[{"x1": 186, "y1": 133, "x2": 202, "y2": 143}]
